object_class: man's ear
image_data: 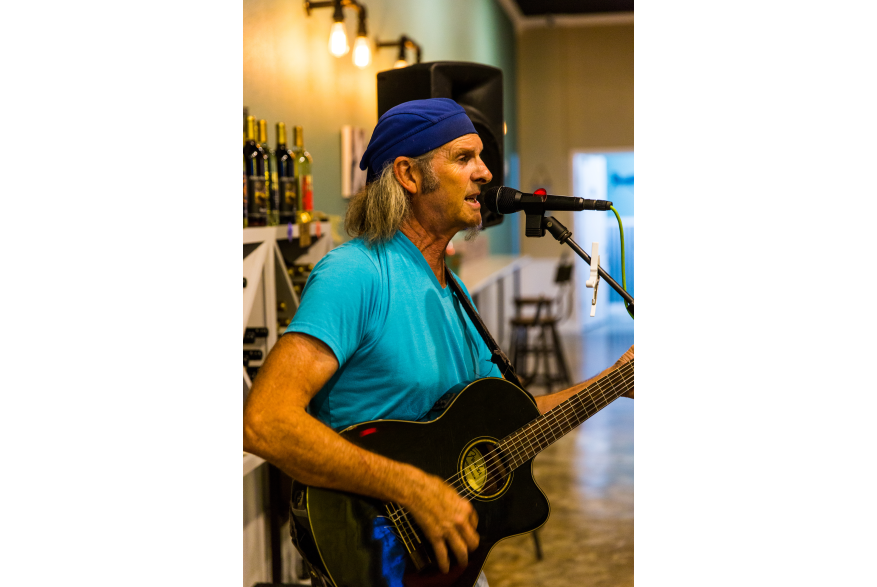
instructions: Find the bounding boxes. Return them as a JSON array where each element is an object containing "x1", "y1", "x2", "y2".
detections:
[{"x1": 393, "y1": 157, "x2": 420, "y2": 195}]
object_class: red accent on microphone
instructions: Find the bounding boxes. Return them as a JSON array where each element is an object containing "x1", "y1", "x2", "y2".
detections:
[
  {"x1": 533, "y1": 188, "x2": 548, "y2": 201},
  {"x1": 359, "y1": 427, "x2": 378, "y2": 437}
]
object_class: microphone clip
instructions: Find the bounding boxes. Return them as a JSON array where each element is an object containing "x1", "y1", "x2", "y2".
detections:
[
  {"x1": 524, "y1": 187, "x2": 549, "y2": 237},
  {"x1": 525, "y1": 212, "x2": 548, "y2": 237},
  {"x1": 585, "y1": 242, "x2": 601, "y2": 317}
]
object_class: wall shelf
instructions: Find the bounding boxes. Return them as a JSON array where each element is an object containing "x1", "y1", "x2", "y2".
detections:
[
  {"x1": 243, "y1": 222, "x2": 332, "y2": 586},
  {"x1": 243, "y1": 220, "x2": 332, "y2": 402},
  {"x1": 243, "y1": 221, "x2": 329, "y2": 245}
]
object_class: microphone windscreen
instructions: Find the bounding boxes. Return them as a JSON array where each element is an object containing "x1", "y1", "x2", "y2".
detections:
[
  {"x1": 495, "y1": 187, "x2": 519, "y2": 213},
  {"x1": 479, "y1": 186, "x2": 501, "y2": 214},
  {"x1": 479, "y1": 186, "x2": 517, "y2": 214}
]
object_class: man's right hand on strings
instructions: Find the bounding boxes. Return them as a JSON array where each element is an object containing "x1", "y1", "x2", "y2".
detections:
[{"x1": 403, "y1": 472, "x2": 480, "y2": 574}]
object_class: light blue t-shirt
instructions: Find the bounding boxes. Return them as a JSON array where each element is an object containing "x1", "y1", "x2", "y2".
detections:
[{"x1": 285, "y1": 232, "x2": 502, "y2": 430}]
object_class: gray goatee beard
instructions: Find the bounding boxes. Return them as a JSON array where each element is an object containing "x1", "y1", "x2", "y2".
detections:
[{"x1": 464, "y1": 224, "x2": 482, "y2": 242}]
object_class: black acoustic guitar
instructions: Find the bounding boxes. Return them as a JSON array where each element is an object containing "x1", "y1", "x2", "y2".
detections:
[{"x1": 289, "y1": 359, "x2": 634, "y2": 587}]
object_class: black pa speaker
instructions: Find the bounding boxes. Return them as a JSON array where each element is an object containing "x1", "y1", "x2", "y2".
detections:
[{"x1": 377, "y1": 61, "x2": 504, "y2": 228}]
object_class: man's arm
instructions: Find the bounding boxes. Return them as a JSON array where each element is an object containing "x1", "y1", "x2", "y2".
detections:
[
  {"x1": 533, "y1": 344, "x2": 634, "y2": 414},
  {"x1": 243, "y1": 332, "x2": 479, "y2": 573}
]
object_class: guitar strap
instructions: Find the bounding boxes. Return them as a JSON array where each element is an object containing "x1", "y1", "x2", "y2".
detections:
[{"x1": 445, "y1": 266, "x2": 525, "y2": 389}]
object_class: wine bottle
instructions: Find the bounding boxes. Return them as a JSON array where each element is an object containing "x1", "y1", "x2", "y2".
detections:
[
  {"x1": 293, "y1": 126, "x2": 314, "y2": 212},
  {"x1": 292, "y1": 126, "x2": 313, "y2": 246},
  {"x1": 260, "y1": 119, "x2": 279, "y2": 226},
  {"x1": 243, "y1": 154, "x2": 248, "y2": 228},
  {"x1": 244, "y1": 116, "x2": 267, "y2": 227},
  {"x1": 275, "y1": 122, "x2": 298, "y2": 225},
  {"x1": 243, "y1": 107, "x2": 249, "y2": 228}
]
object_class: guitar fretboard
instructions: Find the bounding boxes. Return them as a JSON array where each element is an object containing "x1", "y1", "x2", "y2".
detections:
[{"x1": 498, "y1": 360, "x2": 634, "y2": 470}]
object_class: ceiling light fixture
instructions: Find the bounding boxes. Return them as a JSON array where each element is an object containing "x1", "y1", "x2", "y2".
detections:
[
  {"x1": 350, "y1": 3, "x2": 370, "y2": 67},
  {"x1": 305, "y1": 0, "x2": 373, "y2": 66}
]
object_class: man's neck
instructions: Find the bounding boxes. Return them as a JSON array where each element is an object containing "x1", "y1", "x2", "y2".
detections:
[{"x1": 399, "y1": 220, "x2": 454, "y2": 287}]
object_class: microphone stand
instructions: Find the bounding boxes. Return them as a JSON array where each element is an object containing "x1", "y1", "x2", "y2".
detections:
[{"x1": 527, "y1": 213, "x2": 634, "y2": 317}]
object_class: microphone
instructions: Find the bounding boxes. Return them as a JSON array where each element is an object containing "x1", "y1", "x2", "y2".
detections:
[{"x1": 480, "y1": 186, "x2": 613, "y2": 215}]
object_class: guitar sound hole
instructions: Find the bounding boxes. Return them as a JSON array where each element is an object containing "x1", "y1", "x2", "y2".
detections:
[{"x1": 459, "y1": 440, "x2": 511, "y2": 499}]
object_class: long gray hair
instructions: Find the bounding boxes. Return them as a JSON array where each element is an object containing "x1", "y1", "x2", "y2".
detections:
[{"x1": 345, "y1": 149, "x2": 439, "y2": 244}]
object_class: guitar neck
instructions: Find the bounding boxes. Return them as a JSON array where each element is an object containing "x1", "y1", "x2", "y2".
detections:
[{"x1": 499, "y1": 360, "x2": 634, "y2": 470}]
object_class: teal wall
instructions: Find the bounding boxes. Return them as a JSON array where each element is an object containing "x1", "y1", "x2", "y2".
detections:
[{"x1": 243, "y1": 0, "x2": 518, "y2": 254}]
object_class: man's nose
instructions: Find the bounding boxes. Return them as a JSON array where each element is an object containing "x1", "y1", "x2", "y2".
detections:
[{"x1": 473, "y1": 157, "x2": 492, "y2": 185}]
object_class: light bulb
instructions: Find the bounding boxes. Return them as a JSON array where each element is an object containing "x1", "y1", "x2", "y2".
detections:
[
  {"x1": 393, "y1": 59, "x2": 408, "y2": 69},
  {"x1": 328, "y1": 21, "x2": 349, "y2": 57},
  {"x1": 352, "y1": 36, "x2": 371, "y2": 68}
]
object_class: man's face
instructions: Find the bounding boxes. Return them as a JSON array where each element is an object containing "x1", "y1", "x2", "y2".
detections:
[{"x1": 420, "y1": 133, "x2": 492, "y2": 234}]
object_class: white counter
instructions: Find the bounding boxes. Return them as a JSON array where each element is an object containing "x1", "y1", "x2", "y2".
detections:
[
  {"x1": 456, "y1": 254, "x2": 531, "y2": 346},
  {"x1": 457, "y1": 254, "x2": 531, "y2": 295}
]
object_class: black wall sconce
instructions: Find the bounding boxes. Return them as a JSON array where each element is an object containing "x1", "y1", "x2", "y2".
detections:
[{"x1": 376, "y1": 35, "x2": 422, "y2": 69}]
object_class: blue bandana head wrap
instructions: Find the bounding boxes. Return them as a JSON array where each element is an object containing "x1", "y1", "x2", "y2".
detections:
[{"x1": 359, "y1": 98, "x2": 477, "y2": 184}]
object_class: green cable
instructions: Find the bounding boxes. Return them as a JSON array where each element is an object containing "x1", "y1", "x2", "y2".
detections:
[{"x1": 609, "y1": 205, "x2": 634, "y2": 320}]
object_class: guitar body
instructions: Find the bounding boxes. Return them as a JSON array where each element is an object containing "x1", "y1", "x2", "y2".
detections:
[{"x1": 290, "y1": 378, "x2": 550, "y2": 587}]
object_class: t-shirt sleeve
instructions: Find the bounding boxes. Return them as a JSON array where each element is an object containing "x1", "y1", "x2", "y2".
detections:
[{"x1": 285, "y1": 247, "x2": 380, "y2": 367}]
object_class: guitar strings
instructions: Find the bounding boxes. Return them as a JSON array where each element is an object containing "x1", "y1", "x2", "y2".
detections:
[
  {"x1": 447, "y1": 364, "x2": 634, "y2": 503},
  {"x1": 420, "y1": 363, "x2": 633, "y2": 504},
  {"x1": 385, "y1": 362, "x2": 634, "y2": 529},
  {"x1": 390, "y1": 501, "x2": 422, "y2": 546},
  {"x1": 446, "y1": 361, "x2": 634, "y2": 494},
  {"x1": 386, "y1": 502, "x2": 420, "y2": 549},
  {"x1": 437, "y1": 363, "x2": 634, "y2": 502},
  {"x1": 457, "y1": 364, "x2": 633, "y2": 499},
  {"x1": 508, "y1": 363, "x2": 633, "y2": 465}
]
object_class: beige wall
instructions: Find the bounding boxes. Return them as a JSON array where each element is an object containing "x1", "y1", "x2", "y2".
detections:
[{"x1": 517, "y1": 24, "x2": 634, "y2": 258}]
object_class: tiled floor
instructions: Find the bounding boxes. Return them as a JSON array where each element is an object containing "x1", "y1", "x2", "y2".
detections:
[{"x1": 482, "y1": 310, "x2": 634, "y2": 587}]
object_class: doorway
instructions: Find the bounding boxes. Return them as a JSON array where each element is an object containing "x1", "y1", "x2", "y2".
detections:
[{"x1": 572, "y1": 150, "x2": 634, "y2": 329}]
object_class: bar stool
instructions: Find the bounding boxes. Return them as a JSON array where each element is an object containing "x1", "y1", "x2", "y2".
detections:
[{"x1": 508, "y1": 296, "x2": 572, "y2": 393}]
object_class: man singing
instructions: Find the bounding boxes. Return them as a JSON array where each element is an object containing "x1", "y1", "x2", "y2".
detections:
[{"x1": 243, "y1": 98, "x2": 634, "y2": 585}]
